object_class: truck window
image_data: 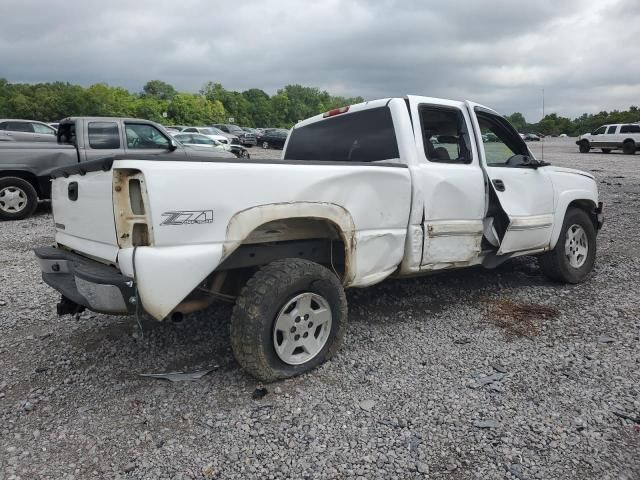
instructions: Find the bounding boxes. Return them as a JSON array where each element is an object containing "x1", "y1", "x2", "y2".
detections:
[
  {"x1": 88, "y1": 122, "x2": 121, "y2": 149},
  {"x1": 476, "y1": 111, "x2": 528, "y2": 166},
  {"x1": 284, "y1": 107, "x2": 399, "y2": 162},
  {"x1": 419, "y1": 106, "x2": 472, "y2": 164},
  {"x1": 125, "y1": 124, "x2": 169, "y2": 149},
  {"x1": 606, "y1": 126, "x2": 617, "y2": 134},
  {"x1": 593, "y1": 126, "x2": 606, "y2": 135}
]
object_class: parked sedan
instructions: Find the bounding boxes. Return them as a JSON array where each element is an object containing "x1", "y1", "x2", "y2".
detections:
[
  {"x1": 180, "y1": 127, "x2": 235, "y2": 145},
  {"x1": 0, "y1": 119, "x2": 57, "y2": 142},
  {"x1": 260, "y1": 129, "x2": 289, "y2": 149},
  {"x1": 524, "y1": 133, "x2": 541, "y2": 141},
  {"x1": 174, "y1": 133, "x2": 250, "y2": 158}
]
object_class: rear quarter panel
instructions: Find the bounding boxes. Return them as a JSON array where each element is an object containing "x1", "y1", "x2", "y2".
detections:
[{"x1": 114, "y1": 159, "x2": 412, "y2": 319}]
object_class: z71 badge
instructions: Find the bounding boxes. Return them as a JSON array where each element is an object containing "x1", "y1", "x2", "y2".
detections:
[{"x1": 161, "y1": 210, "x2": 213, "y2": 226}]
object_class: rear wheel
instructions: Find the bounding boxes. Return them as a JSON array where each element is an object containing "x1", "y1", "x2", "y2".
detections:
[
  {"x1": 0, "y1": 177, "x2": 38, "y2": 221},
  {"x1": 579, "y1": 141, "x2": 590, "y2": 153},
  {"x1": 230, "y1": 258, "x2": 347, "y2": 382},
  {"x1": 539, "y1": 208, "x2": 596, "y2": 284},
  {"x1": 601, "y1": 149, "x2": 611, "y2": 154},
  {"x1": 623, "y1": 141, "x2": 636, "y2": 155},
  {"x1": 262, "y1": 141, "x2": 269, "y2": 149}
]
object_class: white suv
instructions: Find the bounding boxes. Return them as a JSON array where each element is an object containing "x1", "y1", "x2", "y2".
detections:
[{"x1": 577, "y1": 123, "x2": 640, "y2": 154}]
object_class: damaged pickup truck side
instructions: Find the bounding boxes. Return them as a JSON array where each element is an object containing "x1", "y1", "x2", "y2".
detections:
[{"x1": 35, "y1": 96, "x2": 604, "y2": 381}]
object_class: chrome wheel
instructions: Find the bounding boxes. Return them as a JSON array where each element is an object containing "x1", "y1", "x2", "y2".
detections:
[
  {"x1": 262, "y1": 141, "x2": 269, "y2": 149},
  {"x1": 565, "y1": 224, "x2": 588, "y2": 268},
  {"x1": 273, "y1": 292, "x2": 332, "y2": 365},
  {"x1": 0, "y1": 186, "x2": 27, "y2": 213}
]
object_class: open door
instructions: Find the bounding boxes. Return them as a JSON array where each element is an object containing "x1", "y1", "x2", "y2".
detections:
[{"x1": 466, "y1": 102, "x2": 555, "y2": 255}]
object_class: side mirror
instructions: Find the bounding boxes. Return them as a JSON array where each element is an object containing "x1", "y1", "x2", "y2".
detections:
[{"x1": 168, "y1": 138, "x2": 178, "y2": 151}]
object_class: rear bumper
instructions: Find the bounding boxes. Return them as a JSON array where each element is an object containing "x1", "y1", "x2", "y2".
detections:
[{"x1": 34, "y1": 246, "x2": 135, "y2": 315}]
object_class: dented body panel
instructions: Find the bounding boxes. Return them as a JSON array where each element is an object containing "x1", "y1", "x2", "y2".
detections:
[{"x1": 41, "y1": 96, "x2": 601, "y2": 321}]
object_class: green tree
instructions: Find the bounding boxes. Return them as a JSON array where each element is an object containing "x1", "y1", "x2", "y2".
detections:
[{"x1": 142, "y1": 80, "x2": 177, "y2": 101}]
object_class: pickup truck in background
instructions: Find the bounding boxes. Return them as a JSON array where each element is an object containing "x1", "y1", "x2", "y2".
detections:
[
  {"x1": 577, "y1": 123, "x2": 640, "y2": 154},
  {"x1": 35, "y1": 96, "x2": 603, "y2": 381},
  {"x1": 0, "y1": 117, "x2": 234, "y2": 220}
]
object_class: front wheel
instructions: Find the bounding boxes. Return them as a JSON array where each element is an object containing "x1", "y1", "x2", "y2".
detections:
[
  {"x1": 262, "y1": 141, "x2": 269, "y2": 149},
  {"x1": 230, "y1": 258, "x2": 347, "y2": 382},
  {"x1": 0, "y1": 177, "x2": 38, "y2": 221},
  {"x1": 579, "y1": 142, "x2": 590, "y2": 153},
  {"x1": 539, "y1": 208, "x2": 597, "y2": 284}
]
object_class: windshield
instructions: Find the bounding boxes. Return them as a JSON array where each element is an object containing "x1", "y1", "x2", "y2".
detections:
[{"x1": 200, "y1": 128, "x2": 219, "y2": 135}]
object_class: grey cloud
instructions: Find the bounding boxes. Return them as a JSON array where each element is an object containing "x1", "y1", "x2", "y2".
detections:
[{"x1": 0, "y1": 0, "x2": 638, "y2": 121}]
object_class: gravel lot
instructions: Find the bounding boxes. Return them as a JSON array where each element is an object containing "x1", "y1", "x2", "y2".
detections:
[{"x1": 1, "y1": 138, "x2": 638, "y2": 479}]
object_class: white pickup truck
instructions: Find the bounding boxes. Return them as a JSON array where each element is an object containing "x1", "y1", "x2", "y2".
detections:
[{"x1": 35, "y1": 96, "x2": 604, "y2": 381}]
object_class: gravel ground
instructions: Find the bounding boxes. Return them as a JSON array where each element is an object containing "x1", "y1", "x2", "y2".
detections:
[{"x1": 1, "y1": 138, "x2": 638, "y2": 479}]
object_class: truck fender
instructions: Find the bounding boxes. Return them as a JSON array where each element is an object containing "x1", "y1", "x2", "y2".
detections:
[{"x1": 550, "y1": 190, "x2": 598, "y2": 249}]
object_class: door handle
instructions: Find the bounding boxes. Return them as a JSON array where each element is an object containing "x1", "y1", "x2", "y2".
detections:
[{"x1": 492, "y1": 179, "x2": 506, "y2": 192}]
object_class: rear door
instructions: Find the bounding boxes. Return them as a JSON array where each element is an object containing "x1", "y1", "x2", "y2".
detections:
[
  {"x1": 406, "y1": 96, "x2": 486, "y2": 267},
  {"x1": 82, "y1": 120, "x2": 125, "y2": 161},
  {"x1": 3, "y1": 121, "x2": 36, "y2": 142},
  {"x1": 466, "y1": 102, "x2": 554, "y2": 254}
]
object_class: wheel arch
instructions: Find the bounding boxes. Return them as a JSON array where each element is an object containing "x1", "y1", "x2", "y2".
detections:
[
  {"x1": 223, "y1": 202, "x2": 357, "y2": 284},
  {"x1": 550, "y1": 195, "x2": 599, "y2": 249}
]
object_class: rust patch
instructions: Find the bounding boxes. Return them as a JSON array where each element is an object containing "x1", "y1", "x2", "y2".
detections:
[{"x1": 484, "y1": 299, "x2": 559, "y2": 339}]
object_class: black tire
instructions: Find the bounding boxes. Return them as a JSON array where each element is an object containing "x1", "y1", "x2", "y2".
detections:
[
  {"x1": 262, "y1": 141, "x2": 269, "y2": 149},
  {"x1": 230, "y1": 258, "x2": 347, "y2": 382},
  {"x1": 601, "y1": 149, "x2": 611, "y2": 154},
  {"x1": 0, "y1": 176, "x2": 38, "y2": 221},
  {"x1": 623, "y1": 141, "x2": 636, "y2": 155},
  {"x1": 539, "y1": 208, "x2": 597, "y2": 284},
  {"x1": 579, "y1": 141, "x2": 590, "y2": 153}
]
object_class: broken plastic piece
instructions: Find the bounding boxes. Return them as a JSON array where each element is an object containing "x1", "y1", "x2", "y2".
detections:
[{"x1": 139, "y1": 367, "x2": 216, "y2": 382}]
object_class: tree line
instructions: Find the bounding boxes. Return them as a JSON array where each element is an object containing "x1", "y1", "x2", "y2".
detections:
[
  {"x1": 1, "y1": 78, "x2": 638, "y2": 134},
  {"x1": 506, "y1": 108, "x2": 640, "y2": 137},
  {"x1": 0, "y1": 79, "x2": 363, "y2": 128}
]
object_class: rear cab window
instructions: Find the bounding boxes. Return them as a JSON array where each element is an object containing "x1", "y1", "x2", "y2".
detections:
[{"x1": 284, "y1": 107, "x2": 399, "y2": 163}]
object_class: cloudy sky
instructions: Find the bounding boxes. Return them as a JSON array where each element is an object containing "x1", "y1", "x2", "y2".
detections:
[{"x1": 1, "y1": 0, "x2": 639, "y2": 121}]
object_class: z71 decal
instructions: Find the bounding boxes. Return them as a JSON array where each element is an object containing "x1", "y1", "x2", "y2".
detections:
[{"x1": 161, "y1": 210, "x2": 214, "y2": 226}]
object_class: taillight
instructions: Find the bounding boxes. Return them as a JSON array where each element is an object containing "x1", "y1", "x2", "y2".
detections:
[
  {"x1": 113, "y1": 169, "x2": 153, "y2": 248},
  {"x1": 323, "y1": 106, "x2": 350, "y2": 118}
]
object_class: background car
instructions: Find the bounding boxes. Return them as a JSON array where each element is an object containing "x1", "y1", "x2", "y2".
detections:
[
  {"x1": 0, "y1": 119, "x2": 57, "y2": 142},
  {"x1": 260, "y1": 129, "x2": 289, "y2": 149},
  {"x1": 173, "y1": 132, "x2": 250, "y2": 158},
  {"x1": 524, "y1": 133, "x2": 541, "y2": 141},
  {"x1": 180, "y1": 126, "x2": 234, "y2": 145},
  {"x1": 242, "y1": 127, "x2": 263, "y2": 142},
  {"x1": 212, "y1": 124, "x2": 257, "y2": 146}
]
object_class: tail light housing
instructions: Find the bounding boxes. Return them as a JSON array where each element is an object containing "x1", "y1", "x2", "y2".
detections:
[{"x1": 113, "y1": 169, "x2": 154, "y2": 247}]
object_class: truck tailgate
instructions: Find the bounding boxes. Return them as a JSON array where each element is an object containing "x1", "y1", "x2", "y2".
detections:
[{"x1": 51, "y1": 170, "x2": 119, "y2": 263}]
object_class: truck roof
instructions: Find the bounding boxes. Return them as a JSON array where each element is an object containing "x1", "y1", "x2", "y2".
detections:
[{"x1": 59, "y1": 116, "x2": 161, "y2": 124}]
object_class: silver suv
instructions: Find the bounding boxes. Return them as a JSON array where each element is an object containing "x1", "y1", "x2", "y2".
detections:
[{"x1": 0, "y1": 119, "x2": 57, "y2": 142}]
